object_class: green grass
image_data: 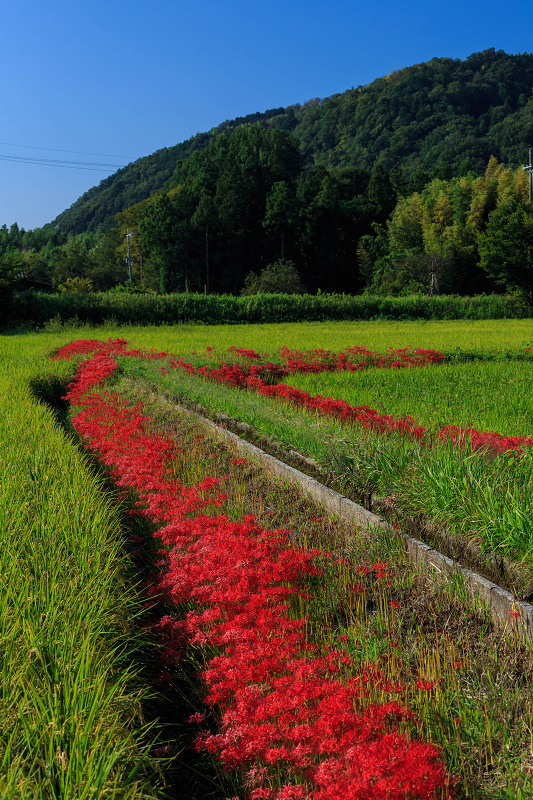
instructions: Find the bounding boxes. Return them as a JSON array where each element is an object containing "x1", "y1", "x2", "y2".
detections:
[
  {"x1": 11, "y1": 316, "x2": 533, "y2": 357},
  {"x1": 287, "y1": 360, "x2": 533, "y2": 437},
  {"x1": 0, "y1": 336, "x2": 157, "y2": 798}
]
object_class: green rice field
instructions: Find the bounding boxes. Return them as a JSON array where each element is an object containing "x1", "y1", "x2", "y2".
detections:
[
  {"x1": 0, "y1": 333, "x2": 155, "y2": 797},
  {"x1": 3, "y1": 317, "x2": 533, "y2": 798},
  {"x1": 288, "y1": 360, "x2": 533, "y2": 437},
  {"x1": 44, "y1": 316, "x2": 533, "y2": 353}
]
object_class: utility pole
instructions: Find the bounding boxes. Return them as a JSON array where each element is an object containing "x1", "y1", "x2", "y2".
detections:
[
  {"x1": 523, "y1": 148, "x2": 533, "y2": 203},
  {"x1": 125, "y1": 228, "x2": 136, "y2": 285},
  {"x1": 429, "y1": 255, "x2": 439, "y2": 296},
  {"x1": 205, "y1": 223, "x2": 210, "y2": 294}
]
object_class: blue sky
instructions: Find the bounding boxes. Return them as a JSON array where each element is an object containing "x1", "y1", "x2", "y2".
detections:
[{"x1": 1, "y1": 0, "x2": 531, "y2": 230}]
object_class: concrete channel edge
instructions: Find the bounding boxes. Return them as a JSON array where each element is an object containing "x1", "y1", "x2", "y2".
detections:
[{"x1": 185, "y1": 406, "x2": 533, "y2": 644}]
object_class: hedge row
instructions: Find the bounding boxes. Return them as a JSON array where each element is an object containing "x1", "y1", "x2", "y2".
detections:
[{"x1": 3, "y1": 290, "x2": 531, "y2": 327}]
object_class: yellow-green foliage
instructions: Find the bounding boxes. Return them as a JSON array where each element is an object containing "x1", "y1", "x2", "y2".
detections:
[
  {"x1": 0, "y1": 333, "x2": 152, "y2": 798},
  {"x1": 388, "y1": 157, "x2": 529, "y2": 257}
]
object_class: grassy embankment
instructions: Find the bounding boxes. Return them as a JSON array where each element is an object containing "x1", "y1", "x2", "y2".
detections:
[
  {"x1": 112, "y1": 344, "x2": 533, "y2": 799},
  {"x1": 85, "y1": 319, "x2": 533, "y2": 590}
]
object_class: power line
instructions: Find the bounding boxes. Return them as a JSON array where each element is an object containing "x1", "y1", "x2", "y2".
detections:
[
  {"x1": 0, "y1": 153, "x2": 124, "y2": 167},
  {"x1": 0, "y1": 141, "x2": 134, "y2": 159},
  {"x1": 0, "y1": 154, "x2": 124, "y2": 172}
]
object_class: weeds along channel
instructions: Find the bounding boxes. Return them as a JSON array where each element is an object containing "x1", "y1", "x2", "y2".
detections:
[
  {"x1": 63, "y1": 346, "x2": 533, "y2": 800},
  {"x1": 122, "y1": 345, "x2": 533, "y2": 597}
]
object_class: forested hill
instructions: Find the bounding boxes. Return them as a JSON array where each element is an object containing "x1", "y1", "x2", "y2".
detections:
[{"x1": 50, "y1": 48, "x2": 533, "y2": 234}]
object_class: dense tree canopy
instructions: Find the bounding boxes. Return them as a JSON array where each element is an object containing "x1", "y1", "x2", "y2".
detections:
[
  {"x1": 133, "y1": 127, "x2": 395, "y2": 294},
  {"x1": 478, "y1": 199, "x2": 533, "y2": 295},
  {"x1": 360, "y1": 157, "x2": 529, "y2": 295},
  {"x1": 47, "y1": 49, "x2": 533, "y2": 235},
  {"x1": 139, "y1": 127, "x2": 306, "y2": 293}
]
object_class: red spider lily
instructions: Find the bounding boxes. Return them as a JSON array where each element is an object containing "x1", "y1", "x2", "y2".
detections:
[
  {"x1": 437, "y1": 424, "x2": 533, "y2": 456},
  {"x1": 228, "y1": 346, "x2": 264, "y2": 361},
  {"x1": 55, "y1": 339, "x2": 454, "y2": 799},
  {"x1": 168, "y1": 349, "x2": 531, "y2": 456},
  {"x1": 53, "y1": 337, "x2": 169, "y2": 362},
  {"x1": 276, "y1": 346, "x2": 445, "y2": 374},
  {"x1": 415, "y1": 680, "x2": 437, "y2": 692}
]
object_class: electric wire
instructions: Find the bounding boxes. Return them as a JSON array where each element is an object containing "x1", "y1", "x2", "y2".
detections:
[
  {"x1": 0, "y1": 141, "x2": 134, "y2": 159},
  {"x1": 0, "y1": 154, "x2": 124, "y2": 172}
]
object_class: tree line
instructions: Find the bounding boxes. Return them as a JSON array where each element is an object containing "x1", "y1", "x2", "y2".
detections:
[{"x1": 2, "y1": 126, "x2": 533, "y2": 300}]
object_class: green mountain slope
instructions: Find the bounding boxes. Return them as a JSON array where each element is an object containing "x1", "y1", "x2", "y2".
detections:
[{"x1": 50, "y1": 48, "x2": 533, "y2": 235}]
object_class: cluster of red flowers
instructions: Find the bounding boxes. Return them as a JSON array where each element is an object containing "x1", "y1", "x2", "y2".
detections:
[
  {"x1": 56, "y1": 339, "x2": 453, "y2": 800},
  {"x1": 228, "y1": 346, "x2": 266, "y2": 360},
  {"x1": 277, "y1": 346, "x2": 445, "y2": 374},
  {"x1": 52, "y1": 337, "x2": 169, "y2": 362},
  {"x1": 437, "y1": 425, "x2": 533, "y2": 456},
  {"x1": 51, "y1": 337, "x2": 120, "y2": 359},
  {"x1": 225, "y1": 345, "x2": 445, "y2": 374}
]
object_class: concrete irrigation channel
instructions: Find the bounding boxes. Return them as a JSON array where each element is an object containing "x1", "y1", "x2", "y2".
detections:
[{"x1": 180, "y1": 403, "x2": 533, "y2": 644}]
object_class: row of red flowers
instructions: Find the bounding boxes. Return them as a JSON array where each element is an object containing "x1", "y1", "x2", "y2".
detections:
[
  {"x1": 54, "y1": 338, "x2": 533, "y2": 456},
  {"x1": 55, "y1": 340, "x2": 444, "y2": 374},
  {"x1": 55, "y1": 338, "x2": 453, "y2": 799},
  {"x1": 228, "y1": 345, "x2": 446, "y2": 373},
  {"x1": 54, "y1": 338, "x2": 533, "y2": 455},
  {"x1": 170, "y1": 355, "x2": 533, "y2": 456}
]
